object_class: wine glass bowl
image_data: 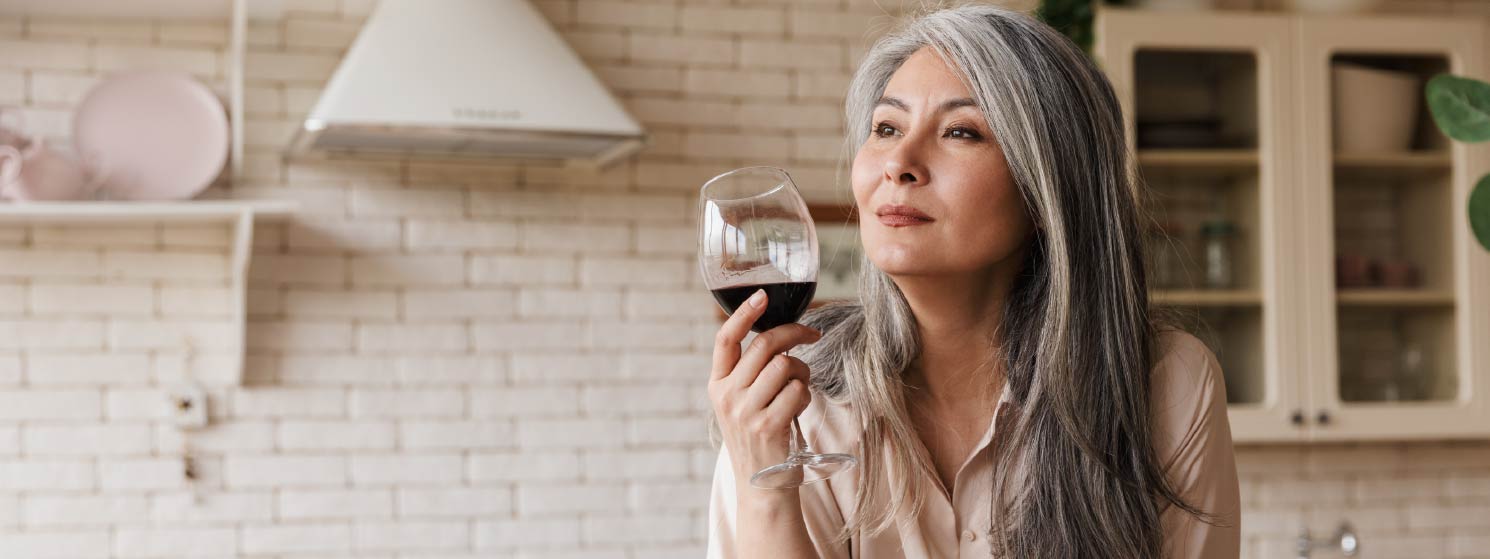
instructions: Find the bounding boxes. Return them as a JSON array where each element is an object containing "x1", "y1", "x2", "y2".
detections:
[
  {"x1": 698, "y1": 166, "x2": 856, "y2": 489},
  {"x1": 699, "y1": 167, "x2": 819, "y2": 333}
]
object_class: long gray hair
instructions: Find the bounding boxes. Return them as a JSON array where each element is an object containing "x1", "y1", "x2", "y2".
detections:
[{"x1": 796, "y1": 3, "x2": 1219, "y2": 557}]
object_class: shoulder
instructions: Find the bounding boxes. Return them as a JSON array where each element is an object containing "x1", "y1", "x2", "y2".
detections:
[
  {"x1": 1149, "y1": 328, "x2": 1230, "y2": 469},
  {"x1": 1152, "y1": 328, "x2": 1221, "y2": 384},
  {"x1": 1150, "y1": 329, "x2": 1224, "y2": 407}
]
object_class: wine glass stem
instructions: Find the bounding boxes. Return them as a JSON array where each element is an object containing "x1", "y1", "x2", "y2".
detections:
[{"x1": 790, "y1": 416, "x2": 810, "y2": 455}]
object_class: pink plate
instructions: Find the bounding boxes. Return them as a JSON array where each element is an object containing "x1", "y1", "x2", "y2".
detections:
[{"x1": 73, "y1": 71, "x2": 229, "y2": 201}]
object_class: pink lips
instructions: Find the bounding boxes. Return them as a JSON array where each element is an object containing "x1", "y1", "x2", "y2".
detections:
[{"x1": 875, "y1": 204, "x2": 934, "y2": 227}]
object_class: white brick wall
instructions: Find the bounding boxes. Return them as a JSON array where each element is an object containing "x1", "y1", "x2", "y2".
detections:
[{"x1": 0, "y1": 1, "x2": 1486, "y2": 558}]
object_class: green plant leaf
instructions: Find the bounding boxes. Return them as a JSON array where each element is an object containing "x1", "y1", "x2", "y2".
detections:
[
  {"x1": 1426, "y1": 73, "x2": 1490, "y2": 143},
  {"x1": 1038, "y1": 0, "x2": 1095, "y2": 54},
  {"x1": 1472, "y1": 174, "x2": 1490, "y2": 252}
]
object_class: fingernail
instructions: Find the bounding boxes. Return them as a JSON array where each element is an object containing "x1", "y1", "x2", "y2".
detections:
[{"x1": 748, "y1": 289, "x2": 766, "y2": 308}]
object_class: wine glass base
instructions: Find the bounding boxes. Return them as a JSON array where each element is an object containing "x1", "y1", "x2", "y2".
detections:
[{"x1": 749, "y1": 451, "x2": 857, "y2": 489}]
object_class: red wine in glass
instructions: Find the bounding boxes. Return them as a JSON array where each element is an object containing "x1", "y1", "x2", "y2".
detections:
[
  {"x1": 698, "y1": 166, "x2": 855, "y2": 489},
  {"x1": 710, "y1": 281, "x2": 818, "y2": 333}
]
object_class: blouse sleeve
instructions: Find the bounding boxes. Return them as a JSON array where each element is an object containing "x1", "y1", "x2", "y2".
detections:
[
  {"x1": 1152, "y1": 332, "x2": 1243, "y2": 559},
  {"x1": 706, "y1": 446, "x2": 740, "y2": 559},
  {"x1": 706, "y1": 442, "x2": 851, "y2": 559}
]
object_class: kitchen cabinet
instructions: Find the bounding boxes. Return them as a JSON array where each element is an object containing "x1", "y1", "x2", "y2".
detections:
[{"x1": 1096, "y1": 7, "x2": 1490, "y2": 442}]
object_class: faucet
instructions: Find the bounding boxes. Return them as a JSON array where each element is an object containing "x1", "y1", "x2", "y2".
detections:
[{"x1": 1297, "y1": 521, "x2": 1359, "y2": 559}]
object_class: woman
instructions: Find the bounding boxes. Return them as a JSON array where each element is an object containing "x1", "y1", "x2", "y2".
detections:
[{"x1": 705, "y1": 3, "x2": 1240, "y2": 558}]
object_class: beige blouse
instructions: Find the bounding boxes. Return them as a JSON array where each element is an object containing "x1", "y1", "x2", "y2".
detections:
[{"x1": 707, "y1": 330, "x2": 1241, "y2": 558}]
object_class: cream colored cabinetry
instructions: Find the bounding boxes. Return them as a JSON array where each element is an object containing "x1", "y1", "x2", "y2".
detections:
[{"x1": 1096, "y1": 8, "x2": 1490, "y2": 442}]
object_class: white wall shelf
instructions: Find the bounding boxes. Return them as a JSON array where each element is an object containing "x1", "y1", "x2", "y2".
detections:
[
  {"x1": 0, "y1": 200, "x2": 297, "y2": 223},
  {"x1": 0, "y1": 199, "x2": 297, "y2": 385},
  {"x1": 0, "y1": 0, "x2": 320, "y2": 386}
]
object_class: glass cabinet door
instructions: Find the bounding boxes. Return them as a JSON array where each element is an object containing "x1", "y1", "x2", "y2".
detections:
[
  {"x1": 1096, "y1": 8, "x2": 1303, "y2": 442},
  {"x1": 1297, "y1": 15, "x2": 1490, "y2": 440}
]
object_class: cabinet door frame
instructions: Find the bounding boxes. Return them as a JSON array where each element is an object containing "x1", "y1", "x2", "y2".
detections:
[
  {"x1": 1295, "y1": 14, "x2": 1490, "y2": 440},
  {"x1": 1096, "y1": 8, "x2": 1305, "y2": 443}
]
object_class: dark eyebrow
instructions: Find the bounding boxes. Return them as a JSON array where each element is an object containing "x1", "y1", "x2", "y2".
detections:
[{"x1": 874, "y1": 95, "x2": 979, "y2": 113}]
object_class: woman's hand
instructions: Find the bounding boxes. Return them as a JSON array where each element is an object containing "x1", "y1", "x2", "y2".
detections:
[{"x1": 708, "y1": 289, "x2": 823, "y2": 483}]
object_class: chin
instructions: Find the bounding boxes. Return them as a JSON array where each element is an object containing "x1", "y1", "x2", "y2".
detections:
[{"x1": 867, "y1": 244, "x2": 940, "y2": 277}]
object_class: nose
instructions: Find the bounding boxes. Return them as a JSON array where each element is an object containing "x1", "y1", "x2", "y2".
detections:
[{"x1": 883, "y1": 133, "x2": 928, "y2": 187}]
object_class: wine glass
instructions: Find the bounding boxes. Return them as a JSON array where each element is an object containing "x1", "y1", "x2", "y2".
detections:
[{"x1": 698, "y1": 165, "x2": 857, "y2": 489}]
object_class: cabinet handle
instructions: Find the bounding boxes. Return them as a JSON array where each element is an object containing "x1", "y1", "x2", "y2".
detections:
[
  {"x1": 1290, "y1": 409, "x2": 1305, "y2": 426},
  {"x1": 1316, "y1": 410, "x2": 1332, "y2": 426}
]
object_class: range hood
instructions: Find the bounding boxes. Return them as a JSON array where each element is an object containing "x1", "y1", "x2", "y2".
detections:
[{"x1": 287, "y1": 0, "x2": 647, "y2": 169}]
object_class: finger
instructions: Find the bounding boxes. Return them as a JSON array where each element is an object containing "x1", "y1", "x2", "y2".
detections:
[
  {"x1": 710, "y1": 289, "x2": 769, "y2": 382},
  {"x1": 764, "y1": 378, "x2": 812, "y2": 427},
  {"x1": 729, "y1": 323, "x2": 821, "y2": 390},
  {"x1": 743, "y1": 355, "x2": 811, "y2": 411}
]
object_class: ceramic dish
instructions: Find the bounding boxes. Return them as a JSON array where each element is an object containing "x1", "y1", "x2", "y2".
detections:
[{"x1": 72, "y1": 71, "x2": 229, "y2": 201}]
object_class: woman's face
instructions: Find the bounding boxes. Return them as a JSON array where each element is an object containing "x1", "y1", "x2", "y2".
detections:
[{"x1": 851, "y1": 47, "x2": 1033, "y2": 279}]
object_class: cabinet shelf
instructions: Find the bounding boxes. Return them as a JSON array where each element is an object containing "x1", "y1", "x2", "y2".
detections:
[
  {"x1": 1151, "y1": 289, "x2": 1263, "y2": 307},
  {"x1": 1137, "y1": 149, "x2": 1259, "y2": 169},
  {"x1": 1336, "y1": 289, "x2": 1455, "y2": 307},
  {"x1": 1334, "y1": 151, "x2": 1451, "y2": 169},
  {"x1": 1334, "y1": 151, "x2": 1452, "y2": 180}
]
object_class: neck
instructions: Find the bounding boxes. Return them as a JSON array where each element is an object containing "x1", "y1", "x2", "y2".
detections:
[{"x1": 895, "y1": 256, "x2": 1023, "y2": 405}]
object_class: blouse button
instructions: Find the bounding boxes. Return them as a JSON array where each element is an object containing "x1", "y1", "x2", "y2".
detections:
[{"x1": 962, "y1": 530, "x2": 977, "y2": 542}]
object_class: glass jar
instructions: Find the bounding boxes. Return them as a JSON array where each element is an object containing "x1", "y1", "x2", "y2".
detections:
[
  {"x1": 1395, "y1": 339, "x2": 1429, "y2": 401},
  {"x1": 1200, "y1": 219, "x2": 1236, "y2": 289}
]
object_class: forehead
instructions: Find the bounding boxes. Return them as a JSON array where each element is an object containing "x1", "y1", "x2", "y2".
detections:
[{"x1": 881, "y1": 48, "x2": 974, "y2": 104}]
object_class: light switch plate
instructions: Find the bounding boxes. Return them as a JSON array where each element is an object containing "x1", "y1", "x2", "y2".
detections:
[{"x1": 165, "y1": 382, "x2": 209, "y2": 430}]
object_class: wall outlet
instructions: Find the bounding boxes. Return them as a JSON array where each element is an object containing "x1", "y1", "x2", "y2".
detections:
[{"x1": 165, "y1": 383, "x2": 209, "y2": 430}]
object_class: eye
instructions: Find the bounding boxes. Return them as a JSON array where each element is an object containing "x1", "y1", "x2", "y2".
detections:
[
  {"x1": 946, "y1": 126, "x2": 982, "y2": 140},
  {"x1": 872, "y1": 121, "x2": 982, "y2": 141}
]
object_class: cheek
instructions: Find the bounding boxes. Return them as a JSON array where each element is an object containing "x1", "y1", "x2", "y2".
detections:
[
  {"x1": 850, "y1": 150, "x2": 877, "y2": 207},
  {"x1": 958, "y1": 190, "x2": 1032, "y2": 261},
  {"x1": 929, "y1": 161, "x2": 1031, "y2": 268}
]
